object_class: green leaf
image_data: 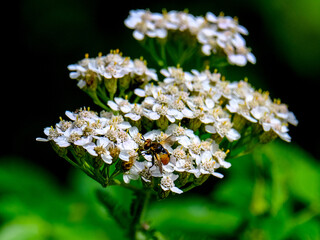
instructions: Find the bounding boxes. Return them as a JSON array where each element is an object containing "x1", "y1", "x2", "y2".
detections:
[
  {"x1": 96, "y1": 189, "x2": 132, "y2": 229},
  {"x1": 261, "y1": 141, "x2": 320, "y2": 204},
  {"x1": 0, "y1": 157, "x2": 127, "y2": 239},
  {"x1": 147, "y1": 196, "x2": 242, "y2": 238}
]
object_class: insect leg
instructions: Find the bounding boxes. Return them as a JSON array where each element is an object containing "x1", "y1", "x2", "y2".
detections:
[{"x1": 154, "y1": 153, "x2": 163, "y2": 174}]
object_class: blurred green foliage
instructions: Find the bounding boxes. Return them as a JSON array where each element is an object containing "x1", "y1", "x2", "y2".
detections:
[
  {"x1": 254, "y1": 0, "x2": 320, "y2": 78},
  {"x1": 1, "y1": 141, "x2": 319, "y2": 239}
]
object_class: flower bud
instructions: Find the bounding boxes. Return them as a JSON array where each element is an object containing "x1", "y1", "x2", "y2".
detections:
[
  {"x1": 50, "y1": 142, "x2": 68, "y2": 158},
  {"x1": 194, "y1": 174, "x2": 210, "y2": 186},
  {"x1": 104, "y1": 78, "x2": 118, "y2": 99},
  {"x1": 119, "y1": 75, "x2": 131, "y2": 91},
  {"x1": 156, "y1": 115, "x2": 169, "y2": 130},
  {"x1": 259, "y1": 130, "x2": 278, "y2": 144},
  {"x1": 158, "y1": 189, "x2": 170, "y2": 199}
]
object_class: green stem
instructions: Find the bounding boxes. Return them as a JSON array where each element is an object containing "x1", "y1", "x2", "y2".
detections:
[
  {"x1": 63, "y1": 155, "x2": 80, "y2": 169},
  {"x1": 130, "y1": 190, "x2": 152, "y2": 240},
  {"x1": 177, "y1": 46, "x2": 197, "y2": 66},
  {"x1": 181, "y1": 183, "x2": 197, "y2": 193},
  {"x1": 87, "y1": 90, "x2": 110, "y2": 111},
  {"x1": 138, "y1": 190, "x2": 151, "y2": 225},
  {"x1": 97, "y1": 85, "x2": 109, "y2": 104},
  {"x1": 147, "y1": 39, "x2": 165, "y2": 67},
  {"x1": 159, "y1": 41, "x2": 167, "y2": 67}
]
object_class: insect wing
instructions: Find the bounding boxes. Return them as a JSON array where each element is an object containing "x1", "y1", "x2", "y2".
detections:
[{"x1": 160, "y1": 135, "x2": 176, "y2": 148}]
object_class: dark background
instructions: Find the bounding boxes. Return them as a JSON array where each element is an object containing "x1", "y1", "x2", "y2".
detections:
[{"x1": 3, "y1": 0, "x2": 320, "y2": 184}]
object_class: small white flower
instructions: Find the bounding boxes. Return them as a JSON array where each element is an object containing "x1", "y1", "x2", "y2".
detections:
[
  {"x1": 198, "y1": 151, "x2": 224, "y2": 178},
  {"x1": 107, "y1": 97, "x2": 132, "y2": 113},
  {"x1": 205, "y1": 118, "x2": 240, "y2": 142},
  {"x1": 160, "y1": 173, "x2": 183, "y2": 194},
  {"x1": 226, "y1": 98, "x2": 257, "y2": 123},
  {"x1": 124, "y1": 103, "x2": 144, "y2": 121},
  {"x1": 83, "y1": 137, "x2": 113, "y2": 164}
]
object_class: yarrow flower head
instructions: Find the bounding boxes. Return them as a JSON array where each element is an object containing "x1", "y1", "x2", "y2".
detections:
[
  {"x1": 125, "y1": 9, "x2": 255, "y2": 66},
  {"x1": 68, "y1": 50, "x2": 158, "y2": 103},
  {"x1": 38, "y1": 64, "x2": 297, "y2": 198},
  {"x1": 38, "y1": 9, "x2": 297, "y2": 200}
]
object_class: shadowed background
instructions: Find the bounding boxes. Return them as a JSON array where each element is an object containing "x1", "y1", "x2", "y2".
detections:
[{"x1": 1, "y1": 0, "x2": 320, "y2": 239}]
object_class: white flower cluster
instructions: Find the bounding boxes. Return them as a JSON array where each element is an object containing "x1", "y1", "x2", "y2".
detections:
[
  {"x1": 124, "y1": 124, "x2": 230, "y2": 194},
  {"x1": 68, "y1": 50, "x2": 158, "y2": 89},
  {"x1": 125, "y1": 9, "x2": 255, "y2": 66},
  {"x1": 39, "y1": 64, "x2": 297, "y2": 195},
  {"x1": 38, "y1": 8, "x2": 298, "y2": 198},
  {"x1": 36, "y1": 109, "x2": 136, "y2": 164},
  {"x1": 109, "y1": 66, "x2": 298, "y2": 143},
  {"x1": 37, "y1": 108, "x2": 230, "y2": 194}
]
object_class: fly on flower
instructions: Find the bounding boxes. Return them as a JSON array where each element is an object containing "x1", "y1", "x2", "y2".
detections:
[{"x1": 141, "y1": 135, "x2": 176, "y2": 173}]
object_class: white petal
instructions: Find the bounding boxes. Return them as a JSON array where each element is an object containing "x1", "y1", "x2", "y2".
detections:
[
  {"x1": 167, "y1": 108, "x2": 181, "y2": 117},
  {"x1": 161, "y1": 185, "x2": 170, "y2": 191},
  {"x1": 133, "y1": 30, "x2": 145, "y2": 40},
  {"x1": 247, "y1": 52, "x2": 256, "y2": 64},
  {"x1": 125, "y1": 112, "x2": 141, "y2": 121},
  {"x1": 134, "y1": 88, "x2": 145, "y2": 97},
  {"x1": 146, "y1": 111, "x2": 160, "y2": 120},
  {"x1": 122, "y1": 139, "x2": 138, "y2": 150},
  {"x1": 129, "y1": 126, "x2": 139, "y2": 138},
  {"x1": 117, "y1": 121, "x2": 131, "y2": 129},
  {"x1": 65, "y1": 111, "x2": 76, "y2": 121},
  {"x1": 144, "y1": 130, "x2": 161, "y2": 141},
  {"x1": 43, "y1": 127, "x2": 51, "y2": 136},
  {"x1": 178, "y1": 136, "x2": 191, "y2": 147},
  {"x1": 251, "y1": 106, "x2": 269, "y2": 120},
  {"x1": 205, "y1": 125, "x2": 216, "y2": 134},
  {"x1": 119, "y1": 150, "x2": 130, "y2": 161},
  {"x1": 170, "y1": 186, "x2": 183, "y2": 194},
  {"x1": 182, "y1": 108, "x2": 194, "y2": 118},
  {"x1": 84, "y1": 143, "x2": 98, "y2": 156},
  {"x1": 144, "y1": 97, "x2": 156, "y2": 105},
  {"x1": 205, "y1": 98, "x2": 215, "y2": 109},
  {"x1": 206, "y1": 12, "x2": 217, "y2": 22},
  {"x1": 107, "y1": 101, "x2": 119, "y2": 111},
  {"x1": 226, "y1": 128, "x2": 241, "y2": 141},
  {"x1": 212, "y1": 172, "x2": 224, "y2": 178},
  {"x1": 123, "y1": 175, "x2": 131, "y2": 184},
  {"x1": 120, "y1": 104, "x2": 132, "y2": 113},
  {"x1": 102, "y1": 153, "x2": 113, "y2": 164},
  {"x1": 166, "y1": 115, "x2": 176, "y2": 123},
  {"x1": 221, "y1": 161, "x2": 231, "y2": 169},
  {"x1": 202, "y1": 44, "x2": 212, "y2": 56},
  {"x1": 160, "y1": 69, "x2": 170, "y2": 77},
  {"x1": 201, "y1": 115, "x2": 214, "y2": 124},
  {"x1": 74, "y1": 136, "x2": 92, "y2": 146},
  {"x1": 228, "y1": 54, "x2": 247, "y2": 66},
  {"x1": 156, "y1": 28, "x2": 167, "y2": 38},
  {"x1": 36, "y1": 137, "x2": 49, "y2": 142},
  {"x1": 77, "y1": 80, "x2": 86, "y2": 89}
]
